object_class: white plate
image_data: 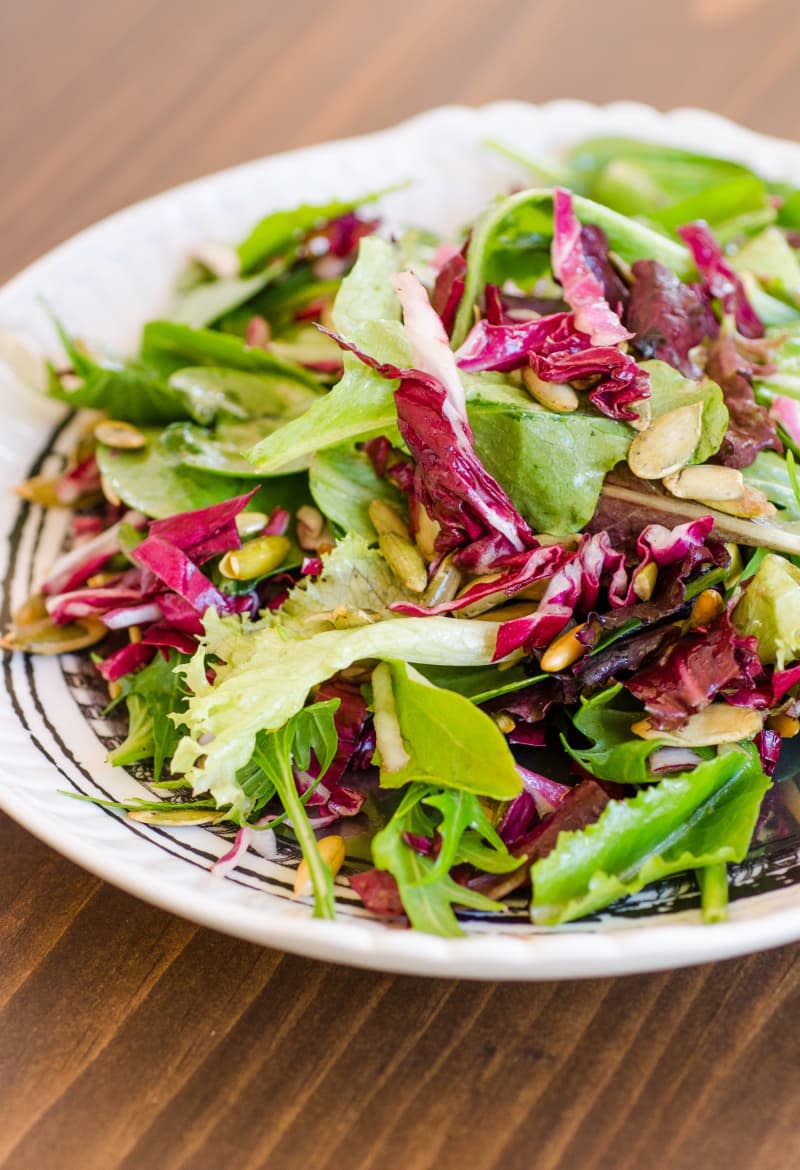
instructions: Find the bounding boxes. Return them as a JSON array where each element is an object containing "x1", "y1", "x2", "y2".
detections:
[{"x1": 3, "y1": 100, "x2": 800, "y2": 980}]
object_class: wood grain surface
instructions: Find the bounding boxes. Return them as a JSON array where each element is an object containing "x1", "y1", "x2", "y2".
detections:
[{"x1": 2, "y1": 1, "x2": 800, "y2": 1167}]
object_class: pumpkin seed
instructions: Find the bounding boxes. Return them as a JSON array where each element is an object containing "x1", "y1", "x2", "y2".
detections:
[
  {"x1": 540, "y1": 623, "x2": 589, "y2": 672},
  {"x1": 379, "y1": 532, "x2": 428, "y2": 593},
  {"x1": 235, "y1": 511, "x2": 269, "y2": 539},
  {"x1": 219, "y1": 535, "x2": 290, "y2": 580},
  {"x1": 663, "y1": 464, "x2": 745, "y2": 502},
  {"x1": 94, "y1": 419, "x2": 147, "y2": 450},
  {"x1": 627, "y1": 401, "x2": 703, "y2": 480},
  {"x1": 522, "y1": 368, "x2": 579, "y2": 412},
  {"x1": 368, "y1": 498, "x2": 410, "y2": 540},
  {"x1": 421, "y1": 555, "x2": 462, "y2": 607},
  {"x1": 296, "y1": 505, "x2": 327, "y2": 550},
  {"x1": 632, "y1": 561, "x2": 658, "y2": 601},
  {"x1": 294, "y1": 834, "x2": 346, "y2": 897},
  {"x1": 632, "y1": 703, "x2": 763, "y2": 746},
  {"x1": 413, "y1": 500, "x2": 441, "y2": 561},
  {"x1": 128, "y1": 808, "x2": 227, "y2": 826},
  {"x1": 2, "y1": 615, "x2": 107, "y2": 655},
  {"x1": 706, "y1": 485, "x2": 776, "y2": 520}
]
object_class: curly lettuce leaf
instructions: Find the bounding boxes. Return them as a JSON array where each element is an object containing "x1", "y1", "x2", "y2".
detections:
[
  {"x1": 732, "y1": 551, "x2": 800, "y2": 667},
  {"x1": 531, "y1": 744, "x2": 769, "y2": 924},
  {"x1": 172, "y1": 610, "x2": 503, "y2": 813}
]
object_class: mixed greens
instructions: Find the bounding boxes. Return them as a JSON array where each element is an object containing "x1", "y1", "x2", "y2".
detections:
[{"x1": 8, "y1": 135, "x2": 800, "y2": 937}]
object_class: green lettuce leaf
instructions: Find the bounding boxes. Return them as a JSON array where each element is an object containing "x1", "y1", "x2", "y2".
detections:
[
  {"x1": 742, "y1": 451, "x2": 800, "y2": 518},
  {"x1": 416, "y1": 661, "x2": 541, "y2": 703},
  {"x1": 168, "y1": 366, "x2": 319, "y2": 424},
  {"x1": 470, "y1": 402, "x2": 631, "y2": 535},
  {"x1": 531, "y1": 744, "x2": 769, "y2": 924},
  {"x1": 248, "y1": 236, "x2": 409, "y2": 474},
  {"x1": 376, "y1": 660, "x2": 522, "y2": 800},
  {"x1": 309, "y1": 443, "x2": 407, "y2": 538},
  {"x1": 562, "y1": 684, "x2": 668, "y2": 784},
  {"x1": 732, "y1": 551, "x2": 800, "y2": 666},
  {"x1": 140, "y1": 321, "x2": 319, "y2": 388},
  {"x1": 172, "y1": 610, "x2": 503, "y2": 813}
]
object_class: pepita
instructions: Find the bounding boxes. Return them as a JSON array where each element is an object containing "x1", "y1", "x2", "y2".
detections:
[
  {"x1": 128, "y1": 808, "x2": 227, "y2": 826},
  {"x1": 627, "y1": 401, "x2": 704, "y2": 480},
  {"x1": 689, "y1": 588, "x2": 726, "y2": 627},
  {"x1": 219, "y1": 535, "x2": 290, "y2": 580},
  {"x1": 522, "y1": 368, "x2": 579, "y2": 413},
  {"x1": 368, "y1": 498, "x2": 410, "y2": 540},
  {"x1": 94, "y1": 419, "x2": 147, "y2": 450},
  {"x1": 421, "y1": 555, "x2": 462, "y2": 607},
  {"x1": 632, "y1": 561, "x2": 658, "y2": 601},
  {"x1": 631, "y1": 703, "x2": 763, "y2": 746},
  {"x1": 235, "y1": 511, "x2": 269, "y2": 539},
  {"x1": 705, "y1": 485, "x2": 777, "y2": 520},
  {"x1": 293, "y1": 835, "x2": 346, "y2": 897},
  {"x1": 413, "y1": 501, "x2": 441, "y2": 562},
  {"x1": 296, "y1": 505, "x2": 327, "y2": 551},
  {"x1": 663, "y1": 464, "x2": 745, "y2": 502},
  {"x1": 1, "y1": 615, "x2": 107, "y2": 655},
  {"x1": 540, "y1": 623, "x2": 588, "y2": 672},
  {"x1": 379, "y1": 532, "x2": 428, "y2": 594}
]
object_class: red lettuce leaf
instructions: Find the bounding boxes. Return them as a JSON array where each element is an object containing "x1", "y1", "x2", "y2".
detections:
[
  {"x1": 624, "y1": 259, "x2": 713, "y2": 378},
  {"x1": 705, "y1": 332, "x2": 782, "y2": 468},
  {"x1": 677, "y1": 220, "x2": 764, "y2": 339},
  {"x1": 349, "y1": 869, "x2": 406, "y2": 917}
]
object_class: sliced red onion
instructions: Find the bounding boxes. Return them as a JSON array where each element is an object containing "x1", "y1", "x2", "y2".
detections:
[{"x1": 648, "y1": 746, "x2": 703, "y2": 774}]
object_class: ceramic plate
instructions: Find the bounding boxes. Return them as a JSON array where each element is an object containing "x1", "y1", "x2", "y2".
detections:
[{"x1": 4, "y1": 100, "x2": 800, "y2": 980}]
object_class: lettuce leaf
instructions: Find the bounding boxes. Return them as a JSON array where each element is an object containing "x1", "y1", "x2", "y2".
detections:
[
  {"x1": 732, "y1": 551, "x2": 800, "y2": 667},
  {"x1": 309, "y1": 443, "x2": 407, "y2": 539},
  {"x1": 642, "y1": 359, "x2": 729, "y2": 465},
  {"x1": 172, "y1": 610, "x2": 503, "y2": 813},
  {"x1": 563, "y1": 684, "x2": 667, "y2": 784},
  {"x1": 531, "y1": 744, "x2": 769, "y2": 924},
  {"x1": 376, "y1": 660, "x2": 522, "y2": 799}
]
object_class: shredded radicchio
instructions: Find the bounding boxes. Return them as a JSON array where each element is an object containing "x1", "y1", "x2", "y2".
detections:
[{"x1": 677, "y1": 220, "x2": 764, "y2": 339}]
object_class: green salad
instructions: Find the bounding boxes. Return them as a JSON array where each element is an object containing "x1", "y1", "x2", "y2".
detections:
[{"x1": 7, "y1": 134, "x2": 800, "y2": 936}]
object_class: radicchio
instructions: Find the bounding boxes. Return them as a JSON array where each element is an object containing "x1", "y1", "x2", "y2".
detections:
[
  {"x1": 551, "y1": 188, "x2": 632, "y2": 346},
  {"x1": 624, "y1": 611, "x2": 762, "y2": 729},
  {"x1": 677, "y1": 221, "x2": 764, "y2": 339},
  {"x1": 430, "y1": 248, "x2": 467, "y2": 336},
  {"x1": 769, "y1": 396, "x2": 800, "y2": 446}
]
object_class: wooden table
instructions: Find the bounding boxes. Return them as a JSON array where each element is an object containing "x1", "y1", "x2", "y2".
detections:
[{"x1": 2, "y1": 1, "x2": 800, "y2": 1166}]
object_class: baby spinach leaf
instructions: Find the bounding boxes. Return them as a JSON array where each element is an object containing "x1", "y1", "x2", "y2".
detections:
[
  {"x1": 309, "y1": 443, "x2": 407, "y2": 538},
  {"x1": 470, "y1": 403, "x2": 631, "y2": 535},
  {"x1": 169, "y1": 366, "x2": 319, "y2": 424},
  {"x1": 377, "y1": 660, "x2": 522, "y2": 800},
  {"x1": 531, "y1": 744, "x2": 768, "y2": 924}
]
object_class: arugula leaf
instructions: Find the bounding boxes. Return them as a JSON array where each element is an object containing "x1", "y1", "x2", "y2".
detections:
[
  {"x1": 563, "y1": 684, "x2": 668, "y2": 784},
  {"x1": 370, "y1": 785, "x2": 508, "y2": 936},
  {"x1": 376, "y1": 660, "x2": 522, "y2": 800},
  {"x1": 531, "y1": 744, "x2": 769, "y2": 924},
  {"x1": 470, "y1": 402, "x2": 631, "y2": 535},
  {"x1": 140, "y1": 321, "x2": 319, "y2": 388},
  {"x1": 249, "y1": 700, "x2": 340, "y2": 918},
  {"x1": 236, "y1": 191, "x2": 390, "y2": 273},
  {"x1": 108, "y1": 651, "x2": 188, "y2": 781},
  {"x1": 309, "y1": 443, "x2": 407, "y2": 539}
]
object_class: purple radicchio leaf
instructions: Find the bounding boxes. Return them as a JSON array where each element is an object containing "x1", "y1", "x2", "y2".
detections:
[
  {"x1": 677, "y1": 220, "x2": 764, "y2": 339},
  {"x1": 624, "y1": 258, "x2": 713, "y2": 379}
]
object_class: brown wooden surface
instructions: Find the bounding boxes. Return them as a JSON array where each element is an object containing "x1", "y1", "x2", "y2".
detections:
[{"x1": 2, "y1": 1, "x2": 800, "y2": 1167}]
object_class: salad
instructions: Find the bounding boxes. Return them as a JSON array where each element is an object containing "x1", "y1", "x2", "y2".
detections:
[{"x1": 5, "y1": 134, "x2": 800, "y2": 938}]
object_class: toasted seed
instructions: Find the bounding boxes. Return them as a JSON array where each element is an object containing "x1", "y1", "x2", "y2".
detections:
[
  {"x1": 129, "y1": 625, "x2": 142, "y2": 644},
  {"x1": 632, "y1": 561, "x2": 658, "y2": 602},
  {"x1": 2, "y1": 615, "x2": 107, "y2": 655},
  {"x1": 475, "y1": 601, "x2": 540, "y2": 623},
  {"x1": 663, "y1": 464, "x2": 744, "y2": 502},
  {"x1": 100, "y1": 473, "x2": 121, "y2": 507},
  {"x1": 368, "y1": 498, "x2": 410, "y2": 540},
  {"x1": 15, "y1": 475, "x2": 64, "y2": 508},
  {"x1": 219, "y1": 535, "x2": 290, "y2": 580},
  {"x1": 522, "y1": 368, "x2": 579, "y2": 412},
  {"x1": 296, "y1": 505, "x2": 327, "y2": 551},
  {"x1": 413, "y1": 501, "x2": 441, "y2": 561},
  {"x1": 768, "y1": 713, "x2": 800, "y2": 738},
  {"x1": 540, "y1": 623, "x2": 588, "y2": 672},
  {"x1": 689, "y1": 588, "x2": 726, "y2": 627},
  {"x1": 94, "y1": 419, "x2": 147, "y2": 449},
  {"x1": 627, "y1": 401, "x2": 704, "y2": 480},
  {"x1": 705, "y1": 485, "x2": 777, "y2": 520},
  {"x1": 493, "y1": 713, "x2": 516, "y2": 734},
  {"x1": 12, "y1": 593, "x2": 48, "y2": 628},
  {"x1": 108, "y1": 681, "x2": 122, "y2": 701},
  {"x1": 235, "y1": 511, "x2": 269, "y2": 539},
  {"x1": 632, "y1": 703, "x2": 764, "y2": 746},
  {"x1": 293, "y1": 834, "x2": 346, "y2": 897},
  {"x1": 379, "y1": 532, "x2": 428, "y2": 593},
  {"x1": 128, "y1": 808, "x2": 227, "y2": 826},
  {"x1": 421, "y1": 555, "x2": 462, "y2": 607}
]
